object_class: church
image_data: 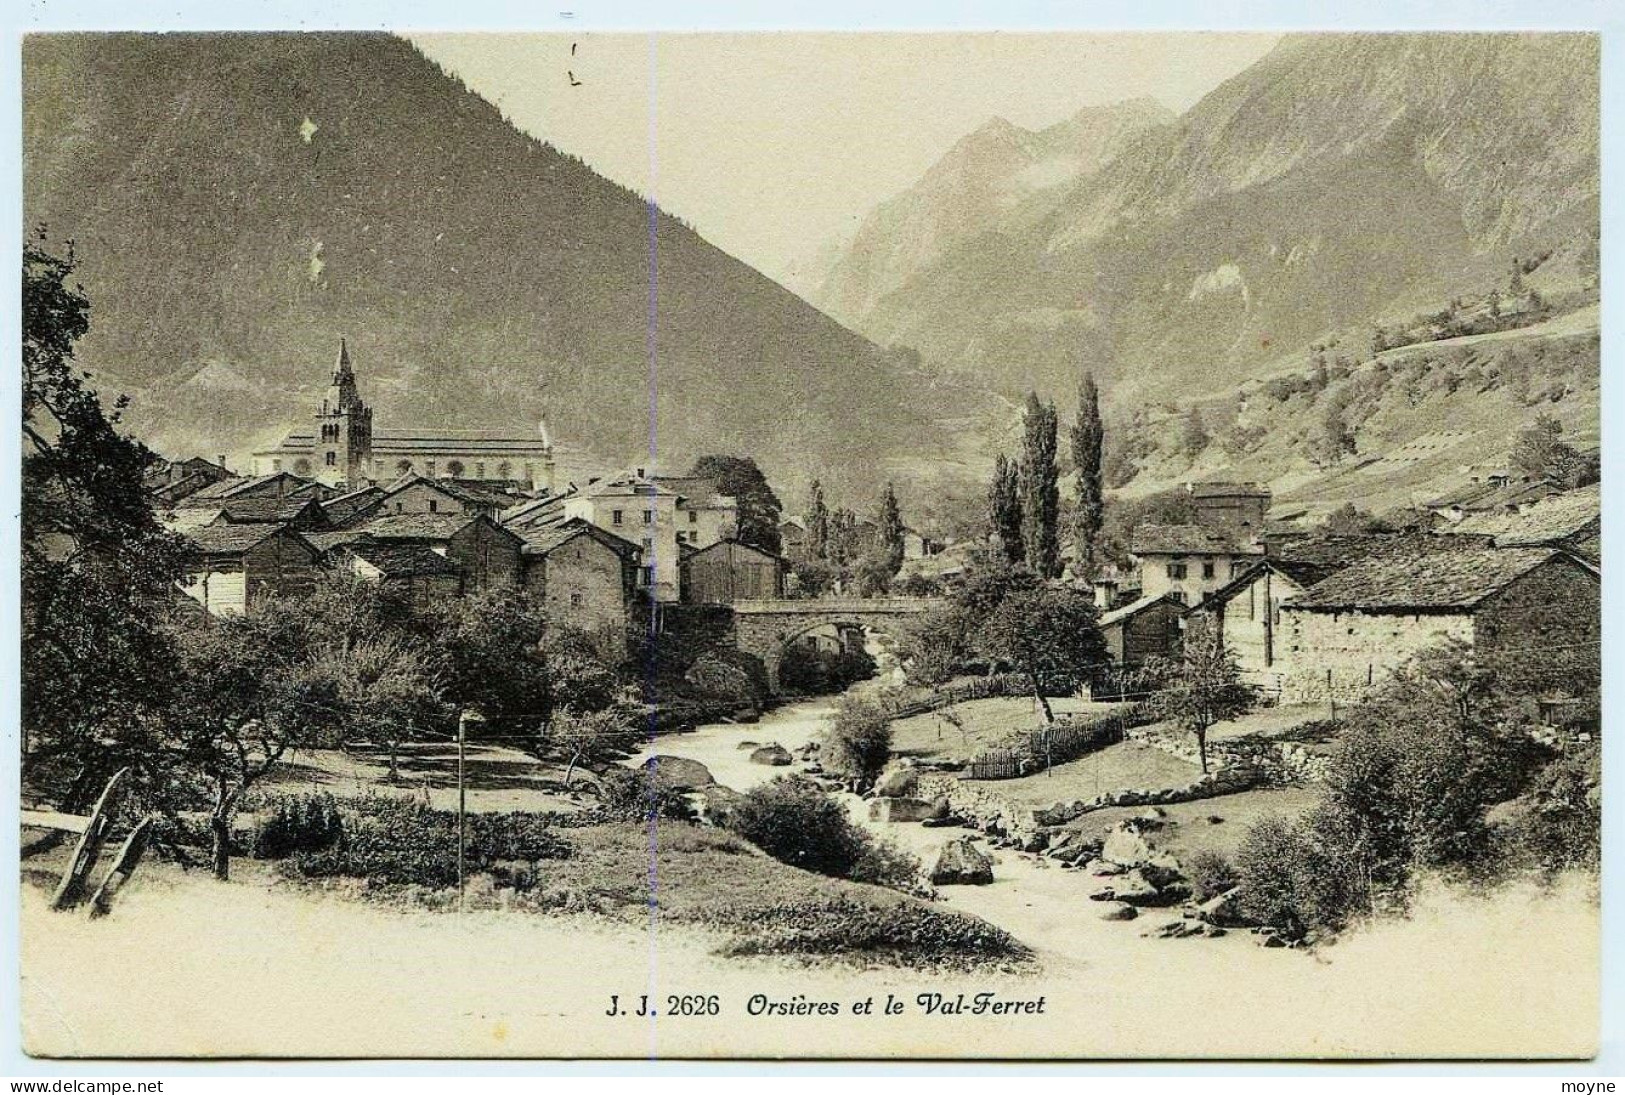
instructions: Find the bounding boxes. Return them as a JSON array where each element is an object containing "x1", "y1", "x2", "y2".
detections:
[{"x1": 251, "y1": 340, "x2": 557, "y2": 493}]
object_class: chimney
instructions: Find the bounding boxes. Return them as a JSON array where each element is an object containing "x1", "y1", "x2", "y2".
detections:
[
  {"x1": 1092, "y1": 577, "x2": 1117, "y2": 611},
  {"x1": 217, "y1": 455, "x2": 228, "y2": 472}
]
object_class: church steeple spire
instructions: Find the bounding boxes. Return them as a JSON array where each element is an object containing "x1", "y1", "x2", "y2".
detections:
[{"x1": 333, "y1": 337, "x2": 352, "y2": 384}]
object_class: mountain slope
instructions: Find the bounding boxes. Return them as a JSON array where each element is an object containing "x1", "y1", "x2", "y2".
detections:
[
  {"x1": 22, "y1": 32, "x2": 956, "y2": 494},
  {"x1": 813, "y1": 98, "x2": 1174, "y2": 325},
  {"x1": 831, "y1": 33, "x2": 1600, "y2": 404}
]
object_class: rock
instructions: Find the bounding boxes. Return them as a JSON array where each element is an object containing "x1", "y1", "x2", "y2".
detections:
[
  {"x1": 1192, "y1": 887, "x2": 1248, "y2": 927},
  {"x1": 868, "y1": 797, "x2": 937, "y2": 823},
  {"x1": 698, "y1": 784, "x2": 746, "y2": 826},
  {"x1": 1084, "y1": 858, "x2": 1125, "y2": 877},
  {"x1": 921, "y1": 814, "x2": 964, "y2": 829},
  {"x1": 1096, "y1": 901, "x2": 1139, "y2": 922},
  {"x1": 1260, "y1": 933, "x2": 1287, "y2": 948},
  {"x1": 641, "y1": 755, "x2": 715, "y2": 793},
  {"x1": 749, "y1": 743, "x2": 793, "y2": 766},
  {"x1": 872, "y1": 761, "x2": 921, "y2": 798},
  {"x1": 736, "y1": 740, "x2": 761, "y2": 750},
  {"x1": 930, "y1": 838, "x2": 994, "y2": 886},
  {"x1": 1109, "y1": 867, "x2": 1190, "y2": 907},
  {"x1": 1101, "y1": 825, "x2": 1160, "y2": 869}
]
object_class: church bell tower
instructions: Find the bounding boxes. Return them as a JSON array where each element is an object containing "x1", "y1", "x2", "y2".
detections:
[{"x1": 313, "y1": 338, "x2": 373, "y2": 488}]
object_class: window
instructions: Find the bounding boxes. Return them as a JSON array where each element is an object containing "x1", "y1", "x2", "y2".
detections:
[
  {"x1": 688, "y1": 511, "x2": 698, "y2": 524},
  {"x1": 1169, "y1": 590, "x2": 1188, "y2": 605},
  {"x1": 272, "y1": 460, "x2": 282, "y2": 472},
  {"x1": 428, "y1": 500, "x2": 438, "y2": 513},
  {"x1": 1202, "y1": 560, "x2": 1215, "y2": 579},
  {"x1": 1167, "y1": 562, "x2": 1188, "y2": 580},
  {"x1": 570, "y1": 592, "x2": 584, "y2": 608},
  {"x1": 325, "y1": 451, "x2": 337, "y2": 467},
  {"x1": 612, "y1": 510, "x2": 624, "y2": 525},
  {"x1": 639, "y1": 565, "x2": 654, "y2": 587},
  {"x1": 643, "y1": 509, "x2": 654, "y2": 525}
]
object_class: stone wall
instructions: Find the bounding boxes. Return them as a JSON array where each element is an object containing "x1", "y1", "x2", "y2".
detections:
[
  {"x1": 1123, "y1": 719, "x2": 1333, "y2": 785},
  {"x1": 1275, "y1": 607, "x2": 1474, "y2": 704}
]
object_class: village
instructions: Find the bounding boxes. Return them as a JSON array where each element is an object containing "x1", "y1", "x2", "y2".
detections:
[{"x1": 15, "y1": 28, "x2": 1605, "y2": 1064}]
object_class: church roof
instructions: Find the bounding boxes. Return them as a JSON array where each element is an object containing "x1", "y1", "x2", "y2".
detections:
[{"x1": 260, "y1": 430, "x2": 552, "y2": 455}]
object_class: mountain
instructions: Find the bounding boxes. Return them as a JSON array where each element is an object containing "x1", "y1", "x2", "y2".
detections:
[
  {"x1": 22, "y1": 32, "x2": 962, "y2": 496},
  {"x1": 813, "y1": 98, "x2": 1175, "y2": 325},
  {"x1": 821, "y1": 33, "x2": 1600, "y2": 406}
]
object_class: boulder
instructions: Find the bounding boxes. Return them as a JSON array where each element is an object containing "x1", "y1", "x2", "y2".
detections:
[
  {"x1": 749, "y1": 743, "x2": 793, "y2": 766},
  {"x1": 930, "y1": 838, "x2": 994, "y2": 886},
  {"x1": 698, "y1": 784, "x2": 746, "y2": 826},
  {"x1": 736, "y1": 740, "x2": 761, "y2": 750},
  {"x1": 641, "y1": 755, "x2": 715, "y2": 793},
  {"x1": 1092, "y1": 868, "x2": 1161, "y2": 905},
  {"x1": 1192, "y1": 887, "x2": 1248, "y2": 927},
  {"x1": 868, "y1": 797, "x2": 937, "y2": 823},
  {"x1": 1096, "y1": 901, "x2": 1139, "y2": 922},
  {"x1": 1084, "y1": 858, "x2": 1125, "y2": 877},
  {"x1": 872, "y1": 761, "x2": 921, "y2": 798}
]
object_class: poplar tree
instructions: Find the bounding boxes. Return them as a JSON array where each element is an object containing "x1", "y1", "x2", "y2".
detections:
[
  {"x1": 806, "y1": 478, "x2": 830, "y2": 560},
  {"x1": 1070, "y1": 372, "x2": 1105, "y2": 575},
  {"x1": 986, "y1": 453, "x2": 1024, "y2": 565},
  {"x1": 1020, "y1": 393, "x2": 1061, "y2": 578},
  {"x1": 877, "y1": 481, "x2": 905, "y2": 577}
]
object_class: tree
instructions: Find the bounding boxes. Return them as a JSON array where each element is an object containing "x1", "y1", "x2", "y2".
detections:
[
  {"x1": 974, "y1": 584, "x2": 1105, "y2": 723},
  {"x1": 690, "y1": 455, "x2": 783, "y2": 554},
  {"x1": 167, "y1": 606, "x2": 339, "y2": 879},
  {"x1": 1070, "y1": 372, "x2": 1105, "y2": 575},
  {"x1": 426, "y1": 591, "x2": 555, "y2": 735},
  {"x1": 986, "y1": 454, "x2": 1024, "y2": 565},
  {"x1": 1143, "y1": 627, "x2": 1253, "y2": 772},
  {"x1": 1019, "y1": 393, "x2": 1061, "y2": 578},
  {"x1": 551, "y1": 701, "x2": 641, "y2": 787},
  {"x1": 877, "y1": 482, "x2": 906, "y2": 578},
  {"x1": 806, "y1": 478, "x2": 830, "y2": 560},
  {"x1": 1181, "y1": 406, "x2": 1210, "y2": 458},
  {"x1": 1510, "y1": 412, "x2": 1587, "y2": 487},
  {"x1": 853, "y1": 553, "x2": 895, "y2": 598},
  {"x1": 21, "y1": 234, "x2": 190, "y2": 812},
  {"x1": 314, "y1": 637, "x2": 447, "y2": 782}
]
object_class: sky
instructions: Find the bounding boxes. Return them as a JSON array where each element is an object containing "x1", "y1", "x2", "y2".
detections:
[{"x1": 410, "y1": 33, "x2": 1280, "y2": 286}]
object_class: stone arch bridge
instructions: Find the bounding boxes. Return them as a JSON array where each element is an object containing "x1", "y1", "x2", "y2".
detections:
[{"x1": 729, "y1": 597, "x2": 940, "y2": 693}]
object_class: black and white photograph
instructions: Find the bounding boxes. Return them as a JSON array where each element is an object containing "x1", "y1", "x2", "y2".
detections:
[{"x1": 13, "y1": 24, "x2": 1607, "y2": 1062}]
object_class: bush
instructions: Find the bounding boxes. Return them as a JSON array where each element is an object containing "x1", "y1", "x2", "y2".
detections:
[
  {"x1": 1234, "y1": 811, "x2": 1367, "y2": 940},
  {"x1": 1186, "y1": 849, "x2": 1239, "y2": 903},
  {"x1": 726, "y1": 777, "x2": 868, "y2": 877},
  {"x1": 716, "y1": 896, "x2": 1031, "y2": 969},
  {"x1": 822, "y1": 694, "x2": 893, "y2": 786},
  {"x1": 251, "y1": 793, "x2": 344, "y2": 860},
  {"x1": 848, "y1": 837, "x2": 927, "y2": 897},
  {"x1": 285, "y1": 798, "x2": 571, "y2": 888},
  {"x1": 1507, "y1": 747, "x2": 1600, "y2": 873},
  {"x1": 778, "y1": 644, "x2": 876, "y2": 695},
  {"x1": 595, "y1": 766, "x2": 697, "y2": 823}
]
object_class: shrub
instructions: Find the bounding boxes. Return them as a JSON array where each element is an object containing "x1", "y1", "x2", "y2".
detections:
[
  {"x1": 726, "y1": 777, "x2": 867, "y2": 877},
  {"x1": 595, "y1": 766, "x2": 697, "y2": 823},
  {"x1": 822, "y1": 694, "x2": 893, "y2": 786},
  {"x1": 848, "y1": 837, "x2": 927, "y2": 897},
  {"x1": 286, "y1": 798, "x2": 571, "y2": 888},
  {"x1": 1186, "y1": 849, "x2": 1239, "y2": 903},
  {"x1": 716, "y1": 896, "x2": 1031, "y2": 969},
  {"x1": 1234, "y1": 810, "x2": 1369, "y2": 939},
  {"x1": 1508, "y1": 747, "x2": 1600, "y2": 873},
  {"x1": 251, "y1": 793, "x2": 345, "y2": 860}
]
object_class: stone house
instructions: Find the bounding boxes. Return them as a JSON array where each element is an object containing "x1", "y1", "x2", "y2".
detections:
[
  {"x1": 145, "y1": 455, "x2": 234, "y2": 506},
  {"x1": 330, "y1": 539, "x2": 465, "y2": 606},
  {"x1": 178, "y1": 523, "x2": 322, "y2": 616},
  {"x1": 1186, "y1": 481, "x2": 1272, "y2": 532},
  {"x1": 373, "y1": 472, "x2": 509, "y2": 521},
  {"x1": 319, "y1": 486, "x2": 387, "y2": 528},
  {"x1": 517, "y1": 519, "x2": 640, "y2": 644},
  {"x1": 1192, "y1": 534, "x2": 1420, "y2": 694},
  {"x1": 1129, "y1": 524, "x2": 1263, "y2": 607},
  {"x1": 650, "y1": 474, "x2": 740, "y2": 549},
  {"x1": 505, "y1": 468, "x2": 682, "y2": 602},
  {"x1": 1277, "y1": 544, "x2": 1600, "y2": 703},
  {"x1": 362, "y1": 512, "x2": 524, "y2": 594},
  {"x1": 1098, "y1": 592, "x2": 1185, "y2": 669},
  {"x1": 680, "y1": 539, "x2": 786, "y2": 604},
  {"x1": 778, "y1": 517, "x2": 809, "y2": 561},
  {"x1": 176, "y1": 471, "x2": 330, "y2": 510},
  {"x1": 1423, "y1": 472, "x2": 1559, "y2": 524}
]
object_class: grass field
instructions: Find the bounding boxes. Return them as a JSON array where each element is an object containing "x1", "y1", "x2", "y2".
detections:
[
  {"x1": 987, "y1": 740, "x2": 1202, "y2": 806},
  {"x1": 1059, "y1": 786, "x2": 1324, "y2": 863},
  {"x1": 889, "y1": 696, "x2": 1126, "y2": 763}
]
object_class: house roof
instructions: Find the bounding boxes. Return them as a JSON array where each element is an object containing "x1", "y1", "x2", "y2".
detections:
[
  {"x1": 1426, "y1": 476, "x2": 1559, "y2": 513},
  {"x1": 320, "y1": 486, "x2": 385, "y2": 527},
  {"x1": 215, "y1": 496, "x2": 329, "y2": 526},
  {"x1": 1448, "y1": 484, "x2": 1600, "y2": 548},
  {"x1": 681, "y1": 538, "x2": 785, "y2": 565},
  {"x1": 378, "y1": 472, "x2": 509, "y2": 510},
  {"x1": 1099, "y1": 592, "x2": 1185, "y2": 629},
  {"x1": 341, "y1": 540, "x2": 464, "y2": 579},
  {"x1": 263, "y1": 430, "x2": 553, "y2": 455},
  {"x1": 1291, "y1": 544, "x2": 1584, "y2": 612},
  {"x1": 182, "y1": 523, "x2": 294, "y2": 556},
  {"x1": 363, "y1": 512, "x2": 491, "y2": 541},
  {"x1": 1187, "y1": 480, "x2": 1270, "y2": 500},
  {"x1": 518, "y1": 518, "x2": 640, "y2": 559},
  {"x1": 1130, "y1": 523, "x2": 1258, "y2": 556},
  {"x1": 302, "y1": 529, "x2": 373, "y2": 554},
  {"x1": 180, "y1": 472, "x2": 315, "y2": 505}
]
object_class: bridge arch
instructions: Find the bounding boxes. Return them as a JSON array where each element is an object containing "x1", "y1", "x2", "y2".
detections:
[{"x1": 728, "y1": 597, "x2": 938, "y2": 694}]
